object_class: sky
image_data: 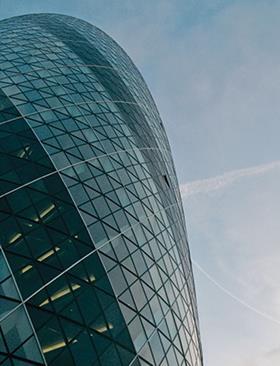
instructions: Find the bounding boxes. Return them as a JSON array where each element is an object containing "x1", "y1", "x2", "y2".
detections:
[{"x1": 0, "y1": 0, "x2": 280, "y2": 365}]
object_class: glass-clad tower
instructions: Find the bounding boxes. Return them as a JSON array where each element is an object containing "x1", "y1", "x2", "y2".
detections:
[{"x1": 0, "y1": 14, "x2": 203, "y2": 366}]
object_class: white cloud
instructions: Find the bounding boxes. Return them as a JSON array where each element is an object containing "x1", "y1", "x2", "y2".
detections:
[
  {"x1": 1, "y1": 1, "x2": 280, "y2": 365},
  {"x1": 180, "y1": 160, "x2": 280, "y2": 199},
  {"x1": 186, "y1": 165, "x2": 280, "y2": 366}
]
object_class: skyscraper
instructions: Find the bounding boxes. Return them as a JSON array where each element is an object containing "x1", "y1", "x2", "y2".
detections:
[{"x1": 0, "y1": 13, "x2": 203, "y2": 366}]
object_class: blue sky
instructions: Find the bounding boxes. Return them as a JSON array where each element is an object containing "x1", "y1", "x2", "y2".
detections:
[{"x1": 1, "y1": 1, "x2": 280, "y2": 365}]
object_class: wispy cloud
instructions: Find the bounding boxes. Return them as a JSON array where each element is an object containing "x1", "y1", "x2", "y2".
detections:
[
  {"x1": 180, "y1": 160, "x2": 280, "y2": 199},
  {"x1": 193, "y1": 260, "x2": 280, "y2": 326}
]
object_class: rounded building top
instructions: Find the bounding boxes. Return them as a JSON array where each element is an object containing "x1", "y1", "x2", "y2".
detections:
[{"x1": 0, "y1": 13, "x2": 203, "y2": 366}]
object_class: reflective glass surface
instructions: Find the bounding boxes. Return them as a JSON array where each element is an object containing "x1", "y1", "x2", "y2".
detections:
[{"x1": 0, "y1": 13, "x2": 203, "y2": 366}]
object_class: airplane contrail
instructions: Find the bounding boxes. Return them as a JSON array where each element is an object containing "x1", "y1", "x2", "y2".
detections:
[
  {"x1": 193, "y1": 260, "x2": 280, "y2": 326},
  {"x1": 180, "y1": 160, "x2": 280, "y2": 199}
]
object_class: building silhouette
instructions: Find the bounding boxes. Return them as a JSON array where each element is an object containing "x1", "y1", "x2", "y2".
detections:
[{"x1": 0, "y1": 14, "x2": 203, "y2": 366}]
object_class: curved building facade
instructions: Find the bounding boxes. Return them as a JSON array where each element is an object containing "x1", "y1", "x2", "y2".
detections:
[{"x1": 0, "y1": 14, "x2": 203, "y2": 366}]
